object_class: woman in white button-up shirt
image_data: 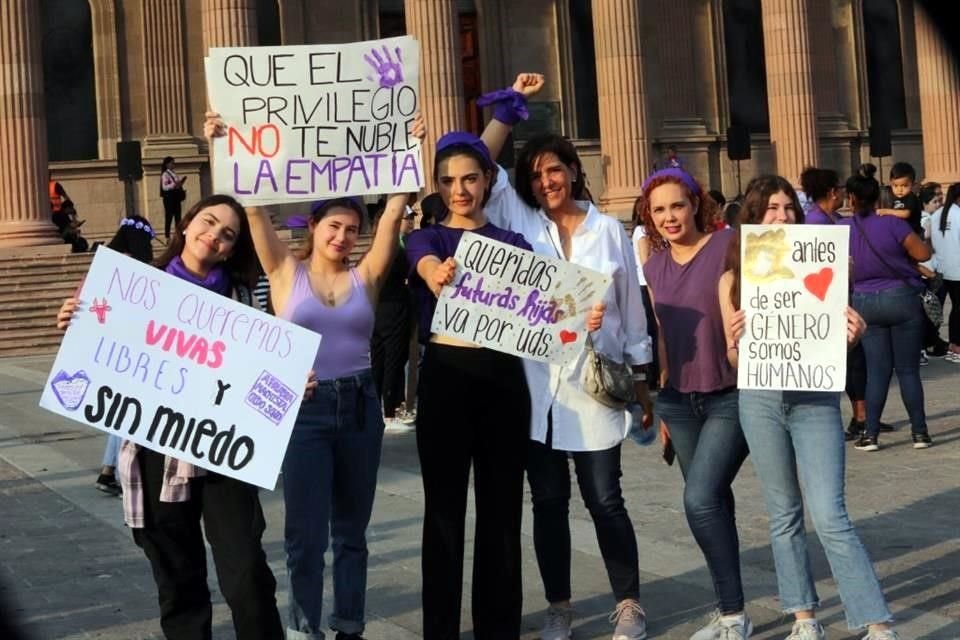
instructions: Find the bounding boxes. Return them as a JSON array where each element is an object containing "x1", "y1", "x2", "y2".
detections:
[{"x1": 478, "y1": 74, "x2": 654, "y2": 640}]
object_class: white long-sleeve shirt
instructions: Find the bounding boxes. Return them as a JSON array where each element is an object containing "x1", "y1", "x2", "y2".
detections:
[
  {"x1": 485, "y1": 166, "x2": 653, "y2": 451},
  {"x1": 930, "y1": 204, "x2": 960, "y2": 280}
]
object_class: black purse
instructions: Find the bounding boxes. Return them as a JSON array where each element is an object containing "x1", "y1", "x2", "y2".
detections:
[{"x1": 852, "y1": 216, "x2": 943, "y2": 327}]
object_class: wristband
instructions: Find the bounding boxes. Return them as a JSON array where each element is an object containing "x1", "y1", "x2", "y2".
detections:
[
  {"x1": 632, "y1": 372, "x2": 647, "y2": 382},
  {"x1": 476, "y1": 88, "x2": 529, "y2": 126}
]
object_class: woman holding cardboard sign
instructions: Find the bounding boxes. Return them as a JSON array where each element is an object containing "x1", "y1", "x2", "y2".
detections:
[
  {"x1": 405, "y1": 130, "x2": 542, "y2": 639},
  {"x1": 720, "y1": 175, "x2": 899, "y2": 640},
  {"x1": 205, "y1": 111, "x2": 423, "y2": 640},
  {"x1": 478, "y1": 74, "x2": 654, "y2": 640},
  {"x1": 56, "y1": 194, "x2": 284, "y2": 640}
]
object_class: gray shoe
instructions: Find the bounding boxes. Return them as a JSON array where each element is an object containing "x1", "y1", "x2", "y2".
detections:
[
  {"x1": 786, "y1": 620, "x2": 825, "y2": 640},
  {"x1": 610, "y1": 599, "x2": 647, "y2": 640},
  {"x1": 861, "y1": 631, "x2": 901, "y2": 640},
  {"x1": 690, "y1": 610, "x2": 753, "y2": 640},
  {"x1": 541, "y1": 605, "x2": 573, "y2": 640}
]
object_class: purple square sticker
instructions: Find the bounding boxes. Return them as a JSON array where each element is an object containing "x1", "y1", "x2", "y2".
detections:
[{"x1": 245, "y1": 371, "x2": 297, "y2": 425}]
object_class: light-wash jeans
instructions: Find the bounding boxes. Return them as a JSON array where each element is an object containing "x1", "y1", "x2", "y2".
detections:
[
  {"x1": 283, "y1": 369, "x2": 384, "y2": 640},
  {"x1": 739, "y1": 389, "x2": 892, "y2": 629}
]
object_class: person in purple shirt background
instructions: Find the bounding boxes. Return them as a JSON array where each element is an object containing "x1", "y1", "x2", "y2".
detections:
[
  {"x1": 839, "y1": 174, "x2": 934, "y2": 452},
  {"x1": 800, "y1": 166, "x2": 888, "y2": 442}
]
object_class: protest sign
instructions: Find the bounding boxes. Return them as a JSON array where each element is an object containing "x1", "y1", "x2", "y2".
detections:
[
  {"x1": 205, "y1": 36, "x2": 423, "y2": 205},
  {"x1": 737, "y1": 224, "x2": 849, "y2": 392},
  {"x1": 39, "y1": 248, "x2": 321, "y2": 490},
  {"x1": 430, "y1": 232, "x2": 611, "y2": 364}
]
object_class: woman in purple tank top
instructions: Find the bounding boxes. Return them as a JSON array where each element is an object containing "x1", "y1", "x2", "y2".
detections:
[
  {"x1": 640, "y1": 168, "x2": 753, "y2": 640},
  {"x1": 204, "y1": 114, "x2": 424, "y2": 640}
]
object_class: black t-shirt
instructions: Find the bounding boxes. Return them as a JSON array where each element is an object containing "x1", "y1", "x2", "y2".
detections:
[{"x1": 892, "y1": 193, "x2": 922, "y2": 235}]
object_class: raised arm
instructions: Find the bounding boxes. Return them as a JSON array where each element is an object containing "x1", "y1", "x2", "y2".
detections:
[
  {"x1": 479, "y1": 73, "x2": 545, "y2": 161},
  {"x1": 204, "y1": 111, "x2": 297, "y2": 289},
  {"x1": 358, "y1": 114, "x2": 426, "y2": 288}
]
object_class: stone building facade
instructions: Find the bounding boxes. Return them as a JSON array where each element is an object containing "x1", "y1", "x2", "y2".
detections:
[{"x1": 1, "y1": 0, "x2": 957, "y2": 247}]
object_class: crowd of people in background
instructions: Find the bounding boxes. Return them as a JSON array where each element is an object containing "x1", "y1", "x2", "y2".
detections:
[{"x1": 48, "y1": 67, "x2": 960, "y2": 640}]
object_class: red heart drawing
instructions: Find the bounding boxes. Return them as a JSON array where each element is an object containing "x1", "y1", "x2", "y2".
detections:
[
  {"x1": 559, "y1": 330, "x2": 578, "y2": 344},
  {"x1": 803, "y1": 267, "x2": 834, "y2": 301}
]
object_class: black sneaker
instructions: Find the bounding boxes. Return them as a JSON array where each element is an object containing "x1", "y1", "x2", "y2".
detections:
[
  {"x1": 335, "y1": 633, "x2": 366, "y2": 640},
  {"x1": 845, "y1": 419, "x2": 865, "y2": 441},
  {"x1": 854, "y1": 433, "x2": 879, "y2": 452},
  {"x1": 879, "y1": 421, "x2": 895, "y2": 432},
  {"x1": 912, "y1": 433, "x2": 933, "y2": 449},
  {"x1": 95, "y1": 473, "x2": 122, "y2": 496},
  {"x1": 927, "y1": 342, "x2": 949, "y2": 358}
]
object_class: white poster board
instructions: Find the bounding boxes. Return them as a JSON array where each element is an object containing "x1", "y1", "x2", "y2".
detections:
[
  {"x1": 39, "y1": 248, "x2": 321, "y2": 490},
  {"x1": 737, "y1": 224, "x2": 849, "y2": 392},
  {"x1": 431, "y1": 232, "x2": 611, "y2": 364},
  {"x1": 205, "y1": 36, "x2": 423, "y2": 204}
]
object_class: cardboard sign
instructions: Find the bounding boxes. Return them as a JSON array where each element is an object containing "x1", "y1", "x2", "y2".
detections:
[
  {"x1": 39, "y1": 248, "x2": 321, "y2": 490},
  {"x1": 205, "y1": 36, "x2": 423, "y2": 204},
  {"x1": 431, "y1": 232, "x2": 611, "y2": 364},
  {"x1": 737, "y1": 224, "x2": 849, "y2": 391}
]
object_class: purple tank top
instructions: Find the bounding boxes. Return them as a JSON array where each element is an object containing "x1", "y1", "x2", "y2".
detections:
[
  {"x1": 643, "y1": 228, "x2": 737, "y2": 393},
  {"x1": 279, "y1": 264, "x2": 374, "y2": 380}
]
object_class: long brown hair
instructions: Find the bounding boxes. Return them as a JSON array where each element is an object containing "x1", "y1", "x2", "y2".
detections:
[
  {"x1": 640, "y1": 174, "x2": 717, "y2": 252},
  {"x1": 155, "y1": 194, "x2": 259, "y2": 288},
  {"x1": 725, "y1": 175, "x2": 803, "y2": 309}
]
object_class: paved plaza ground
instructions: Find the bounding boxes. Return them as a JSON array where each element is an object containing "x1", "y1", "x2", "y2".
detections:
[{"x1": 0, "y1": 353, "x2": 957, "y2": 639}]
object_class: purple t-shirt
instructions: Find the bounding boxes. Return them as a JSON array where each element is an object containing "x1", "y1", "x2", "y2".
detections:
[
  {"x1": 804, "y1": 203, "x2": 838, "y2": 225},
  {"x1": 839, "y1": 212, "x2": 922, "y2": 293},
  {"x1": 406, "y1": 223, "x2": 533, "y2": 343},
  {"x1": 643, "y1": 228, "x2": 737, "y2": 393}
]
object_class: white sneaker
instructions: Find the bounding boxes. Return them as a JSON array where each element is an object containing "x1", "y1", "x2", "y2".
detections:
[
  {"x1": 383, "y1": 416, "x2": 415, "y2": 433},
  {"x1": 861, "y1": 630, "x2": 900, "y2": 640},
  {"x1": 611, "y1": 599, "x2": 647, "y2": 640},
  {"x1": 690, "y1": 610, "x2": 753, "y2": 640},
  {"x1": 786, "y1": 620, "x2": 825, "y2": 640},
  {"x1": 541, "y1": 605, "x2": 573, "y2": 640}
]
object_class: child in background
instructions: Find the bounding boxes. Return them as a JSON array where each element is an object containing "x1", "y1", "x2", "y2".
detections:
[{"x1": 877, "y1": 162, "x2": 923, "y2": 235}]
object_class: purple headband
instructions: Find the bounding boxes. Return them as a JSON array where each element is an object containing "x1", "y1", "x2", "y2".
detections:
[
  {"x1": 436, "y1": 131, "x2": 493, "y2": 170},
  {"x1": 641, "y1": 168, "x2": 700, "y2": 195},
  {"x1": 310, "y1": 196, "x2": 365, "y2": 218}
]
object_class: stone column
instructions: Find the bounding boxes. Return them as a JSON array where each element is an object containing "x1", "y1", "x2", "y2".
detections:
[
  {"x1": 592, "y1": 0, "x2": 651, "y2": 214},
  {"x1": 761, "y1": 0, "x2": 819, "y2": 184},
  {"x1": 404, "y1": 0, "x2": 464, "y2": 193},
  {"x1": 914, "y1": 4, "x2": 960, "y2": 185},
  {"x1": 202, "y1": 0, "x2": 258, "y2": 51},
  {"x1": 142, "y1": 0, "x2": 198, "y2": 156},
  {"x1": 0, "y1": 0, "x2": 59, "y2": 247}
]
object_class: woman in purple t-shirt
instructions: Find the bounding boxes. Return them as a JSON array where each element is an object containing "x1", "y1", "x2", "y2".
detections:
[
  {"x1": 640, "y1": 168, "x2": 752, "y2": 640},
  {"x1": 404, "y1": 131, "x2": 536, "y2": 639},
  {"x1": 839, "y1": 175, "x2": 933, "y2": 451}
]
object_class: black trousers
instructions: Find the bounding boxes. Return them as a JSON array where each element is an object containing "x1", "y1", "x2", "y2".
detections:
[
  {"x1": 371, "y1": 301, "x2": 412, "y2": 417},
  {"x1": 163, "y1": 197, "x2": 182, "y2": 239},
  {"x1": 945, "y1": 279, "x2": 960, "y2": 345},
  {"x1": 131, "y1": 448, "x2": 283, "y2": 640},
  {"x1": 527, "y1": 421, "x2": 640, "y2": 604},
  {"x1": 416, "y1": 343, "x2": 530, "y2": 640},
  {"x1": 846, "y1": 342, "x2": 867, "y2": 403}
]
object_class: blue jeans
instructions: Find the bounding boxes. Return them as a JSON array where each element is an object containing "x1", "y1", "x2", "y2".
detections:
[
  {"x1": 852, "y1": 286, "x2": 928, "y2": 438},
  {"x1": 283, "y1": 369, "x2": 384, "y2": 640},
  {"x1": 739, "y1": 390, "x2": 892, "y2": 629},
  {"x1": 102, "y1": 434, "x2": 121, "y2": 468},
  {"x1": 654, "y1": 386, "x2": 748, "y2": 613}
]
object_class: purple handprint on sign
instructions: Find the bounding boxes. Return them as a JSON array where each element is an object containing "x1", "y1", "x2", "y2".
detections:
[{"x1": 364, "y1": 45, "x2": 404, "y2": 88}]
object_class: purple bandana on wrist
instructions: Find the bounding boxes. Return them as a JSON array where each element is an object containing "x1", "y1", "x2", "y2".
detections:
[
  {"x1": 476, "y1": 88, "x2": 530, "y2": 126},
  {"x1": 641, "y1": 167, "x2": 701, "y2": 195}
]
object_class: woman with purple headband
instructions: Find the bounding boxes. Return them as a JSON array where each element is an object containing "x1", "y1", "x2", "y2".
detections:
[
  {"x1": 205, "y1": 113, "x2": 424, "y2": 640},
  {"x1": 479, "y1": 74, "x2": 654, "y2": 640},
  {"x1": 640, "y1": 168, "x2": 754, "y2": 640}
]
